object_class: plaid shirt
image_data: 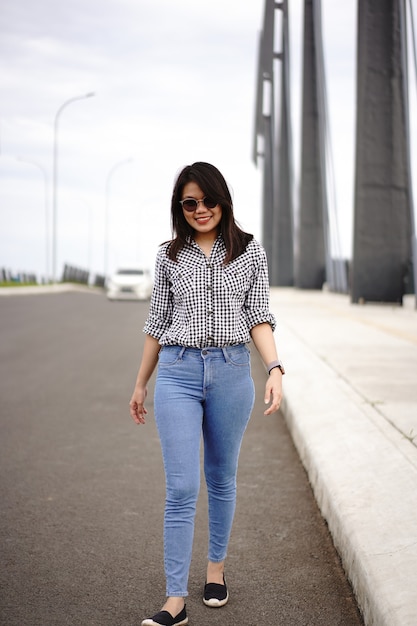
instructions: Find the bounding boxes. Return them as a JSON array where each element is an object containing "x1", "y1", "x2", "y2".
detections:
[{"x1": 143, "y1": 235, "x2": 276, "y2": 348}]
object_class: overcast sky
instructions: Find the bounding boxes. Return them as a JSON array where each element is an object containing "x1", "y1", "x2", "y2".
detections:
[{"x1": 0, "y1": 1, "x2": 415, "y2": 282}]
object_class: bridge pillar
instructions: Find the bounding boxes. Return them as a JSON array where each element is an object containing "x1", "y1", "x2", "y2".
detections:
[
  {"x1": 295, "y1": 0, "x2": 326, "y2": 289},
  {"x1": 253, "y1": 0, "x2": 294, "y2": 287},
  {"x1": 272, "y1": 0, "x2": 294, "y2": 286},
  {"x1": 351, "y1": 0, "x2": 413, "y2": 303}
]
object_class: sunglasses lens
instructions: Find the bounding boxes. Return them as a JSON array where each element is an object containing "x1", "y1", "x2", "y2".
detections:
[
  {"x1": 182, "y1": 199, "x2": 198, "y2": 211},
  {"x1": 204, "y1": 198, "x2": 217, "y2": 209}
]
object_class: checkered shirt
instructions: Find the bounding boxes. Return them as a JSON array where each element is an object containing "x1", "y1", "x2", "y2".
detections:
[{"x1": 143, "y1": 235, "x2": 276, "y2": 348}]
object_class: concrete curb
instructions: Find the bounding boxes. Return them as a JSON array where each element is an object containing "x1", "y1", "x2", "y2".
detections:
[{"x1": 271, "y1": 290, "x2": 417, "y2": 626}]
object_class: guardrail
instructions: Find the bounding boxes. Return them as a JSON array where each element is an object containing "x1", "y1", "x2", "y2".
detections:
[{"x1": 1, "y1": 268, "x2": 38, "y2": 284}]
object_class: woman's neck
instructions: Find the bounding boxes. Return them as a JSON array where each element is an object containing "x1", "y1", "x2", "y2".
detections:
[{"x1": 193, "y1": 231, "x2": 218, "y2": 257}]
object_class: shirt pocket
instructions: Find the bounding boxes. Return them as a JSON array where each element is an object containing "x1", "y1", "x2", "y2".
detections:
[
  {"x1": 169, "y1": 265, "x2": 196, "y2": 304},
  {"x1": 222, "y1": 261, "x2": 252, "y2": 296}
]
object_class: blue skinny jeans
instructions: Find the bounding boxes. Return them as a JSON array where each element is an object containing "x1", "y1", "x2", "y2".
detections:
[{"x1": 154, "y1": 344, "x2": 255, "y2": 597}]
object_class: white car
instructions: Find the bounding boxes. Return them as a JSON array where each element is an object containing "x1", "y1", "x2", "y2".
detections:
[{"x1": 107, "y1": 268, "x2": 153, "y2": 301}]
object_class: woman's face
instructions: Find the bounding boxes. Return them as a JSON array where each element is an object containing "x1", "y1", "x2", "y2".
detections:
[{"x1": 181, "y1": 182, "x2": 222, "y2": 239}]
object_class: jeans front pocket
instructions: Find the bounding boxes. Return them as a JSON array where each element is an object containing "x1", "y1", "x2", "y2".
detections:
[
  {"x1": 226, "y1": 345, "x2": 251, "y2": 367},
  {"x1": 158, "y1": 345, "x2": 184, "y2": 367}
]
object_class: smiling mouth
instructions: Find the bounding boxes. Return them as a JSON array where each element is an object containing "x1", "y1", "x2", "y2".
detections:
[{"x1": 195, "y1": 216, "x2": 211, "y2": 223}]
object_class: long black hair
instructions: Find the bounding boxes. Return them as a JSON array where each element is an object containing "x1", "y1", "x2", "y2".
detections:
[{"x1": 167, "y1": 161, "x2": 253, "y2": 264}]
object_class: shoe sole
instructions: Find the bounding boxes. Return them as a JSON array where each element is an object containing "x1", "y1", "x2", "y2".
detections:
[
  {"x1": 202, "y1": 591, "x2": 229, "y2": 608},
  {"x1": 141, "y1": 619, "x2": 188, "y2": 626}
]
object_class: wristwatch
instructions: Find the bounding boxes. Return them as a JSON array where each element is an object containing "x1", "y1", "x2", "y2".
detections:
[{"x1": 267, "y1": 359, "x2": 285, "y2": 375}]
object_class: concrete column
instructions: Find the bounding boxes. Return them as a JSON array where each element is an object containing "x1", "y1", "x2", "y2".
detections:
[
  {"x1": 271, "y1": 0, "x2": 294, "y2": 286},
  {"x1": 253, "y1": 0, "x2": 294, "y2": 286},
  {"x1": 262, "y1": 112, "x2": 275, "y2": 266},
  {"x1": 295, "y1": 0, "x2": 326, "y2": 289},
  {"x1": 351, "y1": 0, "x2": 413, "y2": 303},
  {"x1": 253, "y1": 1, "x2": 275, "y2": 269}
]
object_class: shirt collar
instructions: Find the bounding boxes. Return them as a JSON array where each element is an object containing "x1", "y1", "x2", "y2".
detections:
[{"x1": 187, "y1": 233, "x2": 225, "y2": 254}]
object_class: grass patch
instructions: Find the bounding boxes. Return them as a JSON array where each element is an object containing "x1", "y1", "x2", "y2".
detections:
[{"x1": 0, "y1": 281, "x2": 39, "y2": 287}]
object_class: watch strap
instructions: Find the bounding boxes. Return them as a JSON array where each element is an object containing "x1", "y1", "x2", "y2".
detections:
[{"x1": 267, "y1": 359, "x2": 285, "y2": 375}]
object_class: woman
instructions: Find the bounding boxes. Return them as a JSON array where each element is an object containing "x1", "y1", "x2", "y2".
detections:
[{"x1": 129, "y1": 162, "x2": 284, "y2": 626}]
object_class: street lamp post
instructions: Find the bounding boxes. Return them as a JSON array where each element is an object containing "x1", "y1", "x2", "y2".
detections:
[
  {"x1": 104, "y1": 158, "x2": 133, "y2": 282},
  {"x1": 17, "y1": 157, "x2": 49, "y2": 282},
  {"x1": 51, "y1": 92, "x2": 95, "y2": 282}
]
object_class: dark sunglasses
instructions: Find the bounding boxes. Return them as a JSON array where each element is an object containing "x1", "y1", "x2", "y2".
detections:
[{"x1": 179, "y1": 197, "x2": 218, "y2": 212}]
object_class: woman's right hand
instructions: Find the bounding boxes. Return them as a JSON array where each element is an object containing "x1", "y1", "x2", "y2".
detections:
[{"x1": 129, "y1": 385, "x2": 148, "y2": 425}]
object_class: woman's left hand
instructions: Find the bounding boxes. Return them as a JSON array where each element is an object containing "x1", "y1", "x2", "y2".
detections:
[{"x1": 263, "y1": 369, "x2": 283, "y2": 415}]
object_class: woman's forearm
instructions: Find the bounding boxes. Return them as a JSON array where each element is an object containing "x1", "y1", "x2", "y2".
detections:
[
  {"x1": 134, "y1": 334, "x2": 161, "y2": 387},
  {"x1": 250, "y1": 322, "x2": 279, "y2": 368},
  {"x1": 129, "y1": 334, "x2": 161, "y2": 425}
]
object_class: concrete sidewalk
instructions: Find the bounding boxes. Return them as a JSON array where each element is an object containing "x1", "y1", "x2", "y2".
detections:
[{"x1": 270, "y1": 288, "x2": 417, "y2": 626}]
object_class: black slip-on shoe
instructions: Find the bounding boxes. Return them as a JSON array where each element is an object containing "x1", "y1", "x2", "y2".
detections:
[
  {"x1": 203, "y1": 576, "x2": 229, "y2": 607},
  {"x1": 141, "y1": 605, "x2": 188, "y2": 626}
]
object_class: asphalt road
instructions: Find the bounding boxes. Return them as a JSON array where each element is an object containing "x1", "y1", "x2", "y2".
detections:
[{"x1": 0, "y1": 291, "x2": 363, "y2": 626}]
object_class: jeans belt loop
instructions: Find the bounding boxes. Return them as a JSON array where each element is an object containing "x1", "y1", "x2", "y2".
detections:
[{"x1": 221, "y1": 346, "x2": 231, "y2": 364}]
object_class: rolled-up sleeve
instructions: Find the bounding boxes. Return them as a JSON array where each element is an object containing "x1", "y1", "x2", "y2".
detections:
[
  {"x1": 244, "y1": 243, "x2": 276, "y2": 332},
  {"x1": 143, "y1": 246, "x2": 173, "y2": 340}
]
